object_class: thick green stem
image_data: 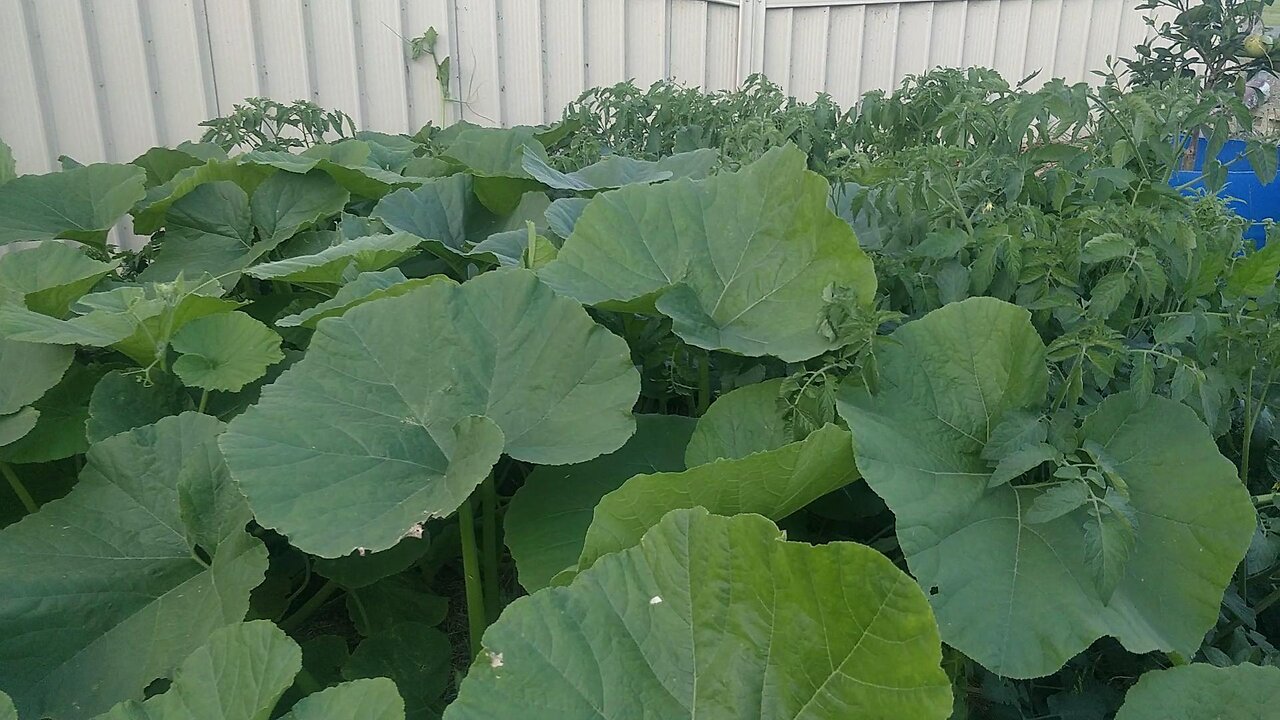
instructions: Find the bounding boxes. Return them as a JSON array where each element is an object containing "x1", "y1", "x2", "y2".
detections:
[
  {"x1": 1, "y1": 462, "x2": 37, "y2": 514},
  {"x1": 458, "y1": 497, "x2": 488, "y2": 657},
  {"x1": 280, "y1": 580, "x2": 338, "y2": 634},
  {"x1": 697, "y1": 352, "x2": 712, "y2": 416},
  {"x1": 1255, "y1": 493, "x2": 1277, "y2": 507},
  {"x1": 198, "y1": 389, "x2": 210, "y2": 414},
  {"x1": 481, "y1": 473, "x2": 501, "y2": 623},
  {"x1": 1242, "y1": 368, "x2": 1256, "y2": 484}
]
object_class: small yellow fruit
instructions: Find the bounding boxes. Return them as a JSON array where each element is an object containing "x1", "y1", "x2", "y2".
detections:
[{"x1": 1245, "y1": 35, "x2": 1271, "y2": 58}]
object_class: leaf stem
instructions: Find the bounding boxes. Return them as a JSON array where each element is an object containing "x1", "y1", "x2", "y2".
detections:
[
  {"x1": 1242, "y1": 368, "x2": 1256, "y2": 485},
  {"x1": 480, "y1": 473, "x2": 501, "y2": 623},
  {"x1": 0, "y1": 462, "x2": 37, "y2": 514},
  {"x1": 697, "y1": 352, "x2": 712, "y2": 416},
  {"x1": 458, "y1": 496, "x2": 488, "y2": 657},
  {"x1": 198, "y1": 389, "x2": 209, "y2": 415},
  {"x1": 280, "y1": 580, "x2": 338, "y2": 634}
]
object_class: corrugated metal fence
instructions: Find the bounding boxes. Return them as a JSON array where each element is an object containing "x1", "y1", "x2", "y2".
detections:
[{"x1": 1, "y1": 0, "x2": 1154, "y2": 175}]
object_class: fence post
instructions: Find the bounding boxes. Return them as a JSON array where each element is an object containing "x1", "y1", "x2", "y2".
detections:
[{"x1": 736, "y1": 0, "x2": 766, "y2": 86}]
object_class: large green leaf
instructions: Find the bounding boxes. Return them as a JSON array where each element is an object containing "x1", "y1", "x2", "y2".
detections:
[
  {"x1": 91, "y1": 621, "x2": 407, "y2": 720},
  {"x1": 346, "y1": 575, "x2": 449, "y2": 636},
  {"x1": 0, "y1": 242, "x2": 118, "y2": 317},
  {"x1": 0, "y1": 413, "x2": 267, "y2": 719},
  {"x1": 170, "y1": 312, "x2": 284, "y2": 392},
  {"x1": 242, "y1": 143, "x2": 419, "y2": 199},
  {"x1": 220, "y1": 269, "x2": 639, "y2": 558},
  {"x1": 315, "y1": 536, "x2": 430, "y2": 590},
  {"x1": 279, "y1": 679, "x2": 404, "y2": 720},
  {"x1": 0, "y1": 408, "x2": 39, "y2": 448},
  {"x1": 342, "y1": 623, "x2": 451, "y2": 720},
  {"x1": 250, "y1": 171, "x2": 350, "y2": 245},
  {"x1": 577, "y1": 423, "x2": 858, "y2": 571},
  {"x1": 441, "y1": 127, "x2": 549, "y2": 214},
  {"x1": 0, "y1": 276, "x2": 239, "y2": 366},
  {"x1": 520, "y1": 149, "x2": 718, "y2": 191},
  {"x1": 0, "y1": 164, "x2": 145, "y2": 245},
  {"x1": 0, "y1": 332, "x2": 73, "y2": 415},
  {"x1": 836, "y1": 297, "x2": 1256, "y2": 678},
  {"x1": 539, "y1": 145, "x2": 875, "y2": 361},
  {"x1": 445, "y1": 508, "x2": 952, "y2": 719},
  {"x1": 246, "y1": 233, "x2": 422, "y2": 286},
  {"x1": 86, "y1": 370, "x2": 191, "y2": 443},
  {"x1": 1113, "y1": 663, "x2": 1280, "y2": 719},
  {"x1": 132, "y1": 160, "x2": 272, "y2": 235},
  {"x1": 0, "y1": 363, "x2": 102, "y2": 464},
  {"x1": 92, "y1": 621, "x2": 300, "y2": 720},
  {"x1": 138, "y1": 181, "x2": 268, "y2": 288},
  {"x1": 275, "y1": 270, "x2": 450, "y2": 329},
  {"x1": 505, "y1": 414, "x2": 697, "y2": 592},
  {"x1": 0, "y1": 690, "x2": 14, "y2": 720},
  {"x1": 684, "y1": 378, "x2": 791, "y2": 466}
]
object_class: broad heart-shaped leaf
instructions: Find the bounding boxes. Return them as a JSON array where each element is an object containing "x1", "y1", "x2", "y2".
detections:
[
  {"x1": 0, "y1": 163, "x2": 145, "y2": 245},
  {"x1": 246, "y1": 233, "x2": 423, "y2": 285},
  {"x1": 86, "y1": 370, "x2": 191, "y2": 443},
  {"x1": 0, "y1": 363, "x2": 102, "y2": 464},
  {"x1": 220, "y1": 269, "x2": 640, "y2": 558},
  {"x1": 836, "y1": 297, "x2": 1256, "y2": 678},
  {"x1": 170, "y1": 312, "x2": 284, "y2": 392},
  {"x1": 0, "y1": 690, "x2": 13, "y2": 720},
  {"x1": 279, "y1": 679, "x2": 405, "y2": 720},
  {"x1": 520, "y1": 148, "x2": 718, "y2": 191},
  {"x1": 242, "y1": 143, "x2": 421, "y2": 199},
  {"x1": 0, "y1": 408, "x2": 39, "y2": 448},
  {"x1": 0, "y1": 413, "x2": 268, "y2": 719},
  {"x1": 544, "y1": 197, "x2": 588, "y2": 239},
  {"x1": 0, "y1": 276, "x2": 240, "y2": 366},
  {"x1": 342, "y1": 623, "x2": 451, "y2": 720},
  {"x1": 0, "y1": 331, "x2": 73, "y2": 415},
  {"x1": 539, "y1": 145, "x2": 876, "y2": 361},
  {"x1": 92, "y1": 621, "x2": 300, "y2": 720},
  {"x1": 445, "y1": 509, "x2": 952, "y2": 719},
  {"x1": 684, "y1": 378, "x2": 791, "y2": 466},
  {"x1": 250, "y1": 171, "x2": 350, "y2": 245},
  {"x1": 132, "y1": 160, "x2": 273, "y2": 235},
  {"x1": 0, "y1": 242, "x2": 119, "y2": 317},
  {"x1": 440, "y1": 127, "x2": 550, "y2": 213},
  {"x1": 505, "y1": 414, "x2": 697, "y2": 592},
  {"x1": 92, "y1": 621, "x2": 407, "y2": 720},
  {"x1": 138, "y1": 181, "x2": 266, "y2": 288},
  {"x1": 1113, "y1": 663, "x2": 1280, "y2": 719},
  {"x1": 577, "y1": 423, "x2": 858, "y2": 571},
  {"x1": 276, "y1": 270, "x2": 451, "y2": 329},
  {"x1": 314, "y1": 536, "x2": 430, "y2": 590},
  {"x1": 346, "y1": 575, "x2": 449, "y2": 636}
]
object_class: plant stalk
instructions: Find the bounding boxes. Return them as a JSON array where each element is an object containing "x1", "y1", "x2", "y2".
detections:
[
  {"x1": 458, "y1": 496, "x2": 488, "y2": 657},
  {"x1": 1241, "y1": 368, "x2": 1256, "y2": 484},
  {"x1": 480, "y1": 473, "x2": 501, "y2": 623},
  {"x1": 280, "y1": 580, "x2": 338, "y2": 634},
  {"x1": 0, "y1": 462, "x2": 37, "y2": 514},
  {"x1": 697, "y1": 352, "x2": 712, "y2": 416},
  {"x1": 198, "y1": 389, "x2": 209, "y2": 415}
]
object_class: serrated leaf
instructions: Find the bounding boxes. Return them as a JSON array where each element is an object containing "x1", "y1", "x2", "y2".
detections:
[
  {"x1": 86, "y1": 370, "x2": 191, "y2": 443},
  {"x1": 220, "y1": 269, "x2": 639, "y2": 558},
  {"x1": 445, "y1": 509, "x2": 953, "y2": 720},
  {"x1": 1227, "y1": 241, "x2": 1280, "y2": 297},
  {"x1": 0, "y1": 413, "x2": 268, "y2": 719},
  {"x1": 684, "y1": 378, "x2": 791, "y2": 466},
  {"x1": 170, "y1": 312, "x2": 284, "y2": 392},
  {"x1": 540, "y1": 145, "x2": 876, "y2": 361},
  {"x1": 982, "y1": 410, "x2": 1048, "y2": 463},
  {"x1": 1114, "y1": 663, "x2": 1280, "y2": 719},
  {"x1": 1153, "y1": 314, "x2": 1196, "y2": 345},
  {"x1": 0, "y1": 163, "x2": 145, "y2": 245},
  {"x1": 505, "y1": 414, "x2": 696, "y2": 592},
  {"x1": 1079, "y1": 233, "x2": 1131, "y2": 264},
  {"x1": 1024, "y1": 481, "x2": 1090, "y2": 524},
  {"x1": 915, "y1": 228, "x2": 970, "y2": 259},
  {"x1": 139, "y1": 181, "x2": 269, "y2": 289},
  {"x1": 837, "y1": 297, "x2": 1256, "y2": 678},
  {"x1": 521, "y1": 149, "x2": 716, "y2": 191},
  {"x1": 1082, "y1": 494, "x2": 1136, "y2": 601},
  {"x1": 988, "y1": 442, "x2": 1061, "y2": 488},
  {"x1": 1088, "y1": 272, "x2": 1130, "y2": 318}
]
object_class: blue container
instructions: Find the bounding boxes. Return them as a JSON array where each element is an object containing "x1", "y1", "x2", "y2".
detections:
[{"x1": 1169, "y1": 137, "x2": 1280, "y2": 247}]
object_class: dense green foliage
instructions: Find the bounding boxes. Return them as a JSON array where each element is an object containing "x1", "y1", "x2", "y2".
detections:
[{"x1": 0, "y1": 66, "x2": 1278, "y2": 719}]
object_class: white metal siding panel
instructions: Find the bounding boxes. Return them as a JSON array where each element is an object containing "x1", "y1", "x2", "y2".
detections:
[
  {"x1": 544, "y1": 0, "x2": 588, "y2": 122},
  {"x1": 705, "y1": 3, "x2": 741, "y2": 90},
  {"x1": 0, "y1": 0, "x2": 1170, "y2": 174}
]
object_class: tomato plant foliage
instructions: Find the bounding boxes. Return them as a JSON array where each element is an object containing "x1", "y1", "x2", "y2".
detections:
[{"x1": 0, "y1": 66, "x2": 1277, "y2": 719}]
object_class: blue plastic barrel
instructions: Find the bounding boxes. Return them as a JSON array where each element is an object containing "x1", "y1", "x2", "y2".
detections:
[{"x1": 1169, "y1": 137, "x2": 1279, "y2": 247}]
